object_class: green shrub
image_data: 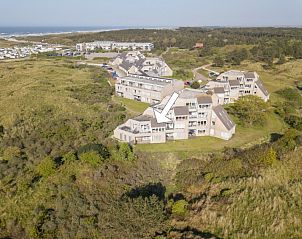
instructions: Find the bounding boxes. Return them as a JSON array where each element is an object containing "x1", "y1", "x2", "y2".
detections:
[
  {"x1": 112, "y1": 143, "x2": 136, "y2": 161},
  {"x1": 78, "y1": 143, "x2": 109, "y2": 159},
  {"x1": 191, "y1": 81, "x2": 201, "y2": 89},
  {"x1": 36, "y1": 156, "x2": 56, "y2": 177},
  {"x1": 260, "y1": 147, "x2": 277, "y2": 166},
  {"x1": 285, "y1": 115, "x2": 302, "y2": 130},
  {"x1": 172, "y1": 200, "x2": 188, "y2": 216},
  {"x1": 79, "y1": 151, "x2": 103, "y2": 166},
  {"x1": 2, "y1": 146, "x2": 22, "y2": 161}
]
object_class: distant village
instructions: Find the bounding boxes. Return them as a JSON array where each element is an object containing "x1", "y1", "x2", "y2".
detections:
[{"x1": 0, "y1": 44, "x2": 63, "y2": 60}]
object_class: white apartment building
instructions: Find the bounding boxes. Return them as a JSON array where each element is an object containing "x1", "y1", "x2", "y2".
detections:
[
  {"x1": 114, "y1": 89, "x2": 236, "y2": 144},
  {"x1": 110, "y1": 51, "x2": 173, "y2": 77},
  {"x1": 76, "y1": 41, "x2": 154, "y2": 52},
  {"x1": 115, "y1": 74, "x2": 184, "y2": 104},
  {"x1": 204, "y1": 70, "x2": 270, "y2": 105}
]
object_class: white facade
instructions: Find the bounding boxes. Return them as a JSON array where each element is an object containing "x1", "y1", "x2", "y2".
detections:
[
  {"x1": 114, "y1": 89, "x2": 236, "y2": 144},
  {"x1": 204, "y1": 70, "x2": 270, "y2": 104},
  {"x1": 76, "y1": 41, "x2": 154, "y2": 52}
]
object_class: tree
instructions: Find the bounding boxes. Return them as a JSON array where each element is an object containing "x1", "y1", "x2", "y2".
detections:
[
  {"x1": 36, "y1": 156, "x2": 56, "y2": 177},
  {"x1": 227, "y1": 95, "x2": 268, "y2": 126},
  {"x1": 213, "y1": 55, "x2": 224, "y2": 67},
  {"x1": 226, "y1": 48, "x2": 249, "y2": 65},
  {"x1": 115, "y1": 143, "x2": 136, "y2": 161},
  {"x1": 191, "y1": 81, "x2": 201, "y2": 89}
]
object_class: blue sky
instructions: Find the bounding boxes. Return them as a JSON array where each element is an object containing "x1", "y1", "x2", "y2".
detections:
[{"x1": 1, "y1": 0, "x2": 302, "y2": 27}]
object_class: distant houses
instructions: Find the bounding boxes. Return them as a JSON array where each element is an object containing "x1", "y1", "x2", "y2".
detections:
[
  {"x1": 0, "y1": 44, "x2": 62, "y2": 60},
  {"x1": 76, "y1": 41, "x2": 154, "y2": 52},
  {"x1": 110, "y1": 51, "x2": 173, "y2": 77}
]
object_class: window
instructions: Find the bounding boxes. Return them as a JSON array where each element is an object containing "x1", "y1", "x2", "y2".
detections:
[
  {"x1": 212, "y1": 121, "x2": 216, "y2": 126},
  {"x1": 198, "y1": 121, "x2": 207, "y2": 126}
]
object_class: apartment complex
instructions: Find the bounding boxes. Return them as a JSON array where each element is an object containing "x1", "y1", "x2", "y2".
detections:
[
  {"x1": 204, "y1": 70, "x2": 270, "y2": 105},
  {"x1": 76, "y1": 41, "x2": 154, "y2": 52},
  {"x1": 115, "y1": 74, "x2": 184, "y2": 104},
  {"x1": 114, "y1": 89, "x2": 236, "y2": 144},
  {"x1": 110, "y1": 51, "x2": 173, "y2": 77}
]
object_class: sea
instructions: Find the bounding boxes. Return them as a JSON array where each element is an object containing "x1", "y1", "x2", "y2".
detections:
[{"x1": 0, "y1": 26, "x2": 156, "y2": 37}]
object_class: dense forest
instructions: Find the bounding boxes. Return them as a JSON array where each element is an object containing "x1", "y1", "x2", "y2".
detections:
[{"x1": 1, "y1": 28, "x2": 302, "y2": 238}]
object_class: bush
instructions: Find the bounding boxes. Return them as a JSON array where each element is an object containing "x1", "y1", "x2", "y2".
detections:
[
  {"x1": 79, "y1": 151, "x2": 103, "y2": 166},
  {"x1": 36, "y1": 156, "x2": 56, "y2": 177},
  {"x1": 115, "y1": 143, "x2": 136, "y2": 161},
  {"x1": 285, "y1": 115, "x2": 302, "y2": 130},
  {"x1": 78, "y1": 143, "x2": 109, "y2": 159},
  {"x1": 172, "y1": 200, "x2": 188, "y2": 217},
  {"x1": 260, "y1": 147, "x2": 277, "y2": 166},
  {"x1": 2, "y1": 146, "x2": 22, "y2": 161},
  {"x1": 191, "y1": 81, "x2": 201, "y2": 89}
]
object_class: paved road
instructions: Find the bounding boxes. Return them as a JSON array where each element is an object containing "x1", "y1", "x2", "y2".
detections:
[
  {"x1": 192, "y1": 66, "x2": 209, "y2": 81},
  {"x1": 77, "y1": 61, "x2": 127, "y2": 78},
  {"x1": 85, "y1": 52, "x2": 119, "y2": 60},
  {"x1": 192, "y1": 64, "x2": 221, "y2": 82}
]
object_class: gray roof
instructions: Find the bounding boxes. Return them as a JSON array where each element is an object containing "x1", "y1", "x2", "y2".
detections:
[
  {"x1": 120, "y1": 61, "x2": 133, "y2": 71},
  {"x1": 214, "y1": 87, "x2": 225, "y2": 94},
  {"x1": 123, "y1": 75, "x2": 174, "y2": 87},
  {"x1": 150, "y1": 118, "x2": 166, "y2": 128},
  {"x1": 133, "y1": 115, "x2": 152, "y2": 122},
  {"x1": 197, "y1": 95, "x2": 212, "y2": 104},
  {"x1": 229, "y1": 80, "x2": 240, "y2": 87},
  {"x1": 174, "y1": 106, "x2": 189, "y2": 116},
  {"x1": 213, "y1": 105, "x2": 235, "y2": 130},
  {"x1": 256, "y1": 80, "x2": 269, "y2": 96},
  {"x1": 179, "y1": 89, "x2": 205, "y2": 99},
  {"x1": 244, "y1": 72, "x2": 256, "y2": 79}
]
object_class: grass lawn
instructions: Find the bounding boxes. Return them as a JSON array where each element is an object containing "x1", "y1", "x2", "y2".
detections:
[
  {"x1": 112, "y1": 96, "x2": 149, "y2": 115},
  {"x1": 135, "y1": 112, "x2": 285, "y2": 154}
]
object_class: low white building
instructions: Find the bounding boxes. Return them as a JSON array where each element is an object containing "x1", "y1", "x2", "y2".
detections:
[{"x1": 76, "y1": 41, "x2": 154, "y2": 52}]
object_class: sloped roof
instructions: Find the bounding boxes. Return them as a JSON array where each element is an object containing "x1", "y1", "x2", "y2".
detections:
[
  {"x1": 229, "y1": 80, "x2": 240, "y2": 86},
  {"x1": 214, "y1": 87, "x2": 225, "y2": 94},
  {"x1": 174, "y1": 106, "x2": 189, "y2": 116},
  {"x1": 197, "y1": 95, "x2": 213, "y2": 104},
  {"x1": 150, "y1": 118, "x2": 166, "y2": 128},
  {"x1": 256, "y1": 80, "x2": 269, "y2": 96},
  {"x1": 213, "y1": 105, "x2": 235, "y2": 130},
  {"x1": 244, "y1": 71, "x2": 256, "y2": 78},
  {"x1": 120, "y1": 61, "x2": 133, "y2": 71},
  {"x1": 133, "y1": 115, "x2": 152, "y2": 122}
]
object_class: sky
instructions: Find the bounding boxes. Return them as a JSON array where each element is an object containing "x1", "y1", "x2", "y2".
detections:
[{"x1": 1, "y1": 0, "x2": 302, "y2": 27}]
